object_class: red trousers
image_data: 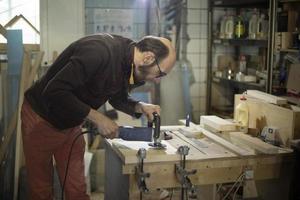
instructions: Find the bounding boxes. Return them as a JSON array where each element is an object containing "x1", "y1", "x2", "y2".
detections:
[{"x1": 21, "y1": 99, "x2": 90, "y2": 200}]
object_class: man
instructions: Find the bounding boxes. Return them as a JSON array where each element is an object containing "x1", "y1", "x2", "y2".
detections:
[{"x1": 21, "y1": 33, "x2": 176, "y2": 200}]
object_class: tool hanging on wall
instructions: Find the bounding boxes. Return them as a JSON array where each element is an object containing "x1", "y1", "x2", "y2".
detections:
[
  {"x1": 135, "y1": 148, "x2": 150, "y2": 200},
  {"x1": 175, "y1": 145, "x2": 197, "y2": 200}
]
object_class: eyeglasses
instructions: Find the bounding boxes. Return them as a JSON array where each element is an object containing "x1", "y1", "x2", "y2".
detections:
[{"x1": 154, "y1": 58, "x2": 167, "y2": 78}]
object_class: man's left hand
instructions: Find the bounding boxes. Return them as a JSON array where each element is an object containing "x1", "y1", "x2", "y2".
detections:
[{"x1": 135, "y1": 102, "x2": 161, "y2": 121}]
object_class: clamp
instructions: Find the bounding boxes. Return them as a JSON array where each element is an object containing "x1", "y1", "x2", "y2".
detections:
[
  {"x1": 175, "y1": 146, "x2": 197, "y2": 200},
  {"x1": 135, "y1": 148, "x2": 150, "y2": 195}
]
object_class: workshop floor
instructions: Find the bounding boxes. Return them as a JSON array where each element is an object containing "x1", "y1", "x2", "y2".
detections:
[{"x1": 89, "y1": 190, "x2": 187, "y2": 200}]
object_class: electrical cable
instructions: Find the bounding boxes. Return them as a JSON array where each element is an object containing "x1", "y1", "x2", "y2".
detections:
[
  {"x1": 232, "y1": 175, "x2": 245, "y2": 200},
  {"x1": 169, "y1": 189, "x2": 174, "y2": 200},
  {"x1": 221, "y1": 172, "x2": 245, "y2": 200},
  {"x1": 61, "y1": 130, "x2": 91, "y2": 200}
]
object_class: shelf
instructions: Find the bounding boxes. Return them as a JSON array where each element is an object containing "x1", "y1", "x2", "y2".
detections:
[
  {"x1": 212, "y1": 76, "x2": 265, "y2": 90},
  {"x1": 277, "y1": 48, "x2": 300, "y2": 53},
  {"x1": 213, "y1": 38, "x2": 268, "y2": 47},
  {"x1": 211, "y1": 0, "x2": 269, "y2": 8},
  {"x1": 279, "y1": 0, "x2": 300, "y2": 3}
]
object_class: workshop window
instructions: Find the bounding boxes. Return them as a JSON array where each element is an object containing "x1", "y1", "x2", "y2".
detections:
[{"x1": 0, "y1": 0, "x2": 39, "y2": 44}]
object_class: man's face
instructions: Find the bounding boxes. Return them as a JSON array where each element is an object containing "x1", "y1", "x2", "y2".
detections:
[{"x1": 134, "y1": 59, "x2": 166, "y2": 84}]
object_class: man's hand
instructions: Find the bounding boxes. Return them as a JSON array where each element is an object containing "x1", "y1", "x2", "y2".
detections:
[
  {"x1": 87, "y1": 109, "x2": 119, "y2": 139},
  {"x1": 135, "y1": 102, "x2": 161, "y2": 121}
]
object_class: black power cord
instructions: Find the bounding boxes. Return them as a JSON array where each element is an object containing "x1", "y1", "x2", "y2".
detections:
[{"x1": 61, "y1": 130, "x2": 93, "y2": 200}]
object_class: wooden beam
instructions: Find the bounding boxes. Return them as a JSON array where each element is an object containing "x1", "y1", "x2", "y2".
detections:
[
  {"x1": 4, "y1": 14, "x2": 40, "y2": 35},
  {"x1": 246, "y1": 90, "x2": 287, "y2": 105},
  {"x1": 200, "y1": 115, "x2": 237, "y2": 132},
  {"x1": 0, "y1": 43, "x2": 40, "y2": 52},
  {"x1": 229, "y1": 132, "x2": 279, "y2": 154},
  {"x1": 0, "y1": 24, "x2": 7, "y2": 38},
  {"x1": 196, "y1": 127, "x2": 253, "y2": 156},
  {"x1": 14, "y1": 50, "x2": 44, "y2": 200},
  {"x1": 0, "y1": 110, "x2": 18, "y2": 163}
]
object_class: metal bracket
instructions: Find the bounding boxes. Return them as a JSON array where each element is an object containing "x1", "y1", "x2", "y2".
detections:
[{"x1": 135, "y1": 148, "x2": 150, "y2": 193}]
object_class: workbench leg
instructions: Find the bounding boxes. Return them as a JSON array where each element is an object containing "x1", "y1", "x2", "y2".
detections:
[
  {"x1": 104, "y1": 143, "x2": 129, "y2": 200},
  {"x1": 196, "y1": 184, "x2": 217, "y2": 200}
]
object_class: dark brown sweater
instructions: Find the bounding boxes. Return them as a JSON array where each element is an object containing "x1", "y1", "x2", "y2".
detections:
[{"x1": 25, "y1": 34, "x2": 142, "y2": 130}]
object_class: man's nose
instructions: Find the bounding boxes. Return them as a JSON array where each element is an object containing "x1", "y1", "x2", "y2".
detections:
[{"x1": 153, "y1": 77, "x2": 162, "y2": 84}]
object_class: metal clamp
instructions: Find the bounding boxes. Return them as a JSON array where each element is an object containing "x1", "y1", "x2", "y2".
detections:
[
  {"x1": 135, "y1": 148, "x2": 150, "y2": 193},
  {"x1": 175, "y1": 146, "x2": 197, "y2": 199}
]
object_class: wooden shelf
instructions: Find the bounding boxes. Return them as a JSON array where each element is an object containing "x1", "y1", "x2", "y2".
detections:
[
  {"x1": 278, "y1": 48, "x2": 300, "y2": 53},
  {"x1": 279, "y1": 0, "x2": 300, "y2": 3},
  {"x1": 213, "y1": 38, "x2": 268, "y2": 47},
  {"x1": 211, "y1": 0, "x2": 269, "y2": 8},
  {"x1": 212, "y1": 76, "x2": 265, "y2": 90}
]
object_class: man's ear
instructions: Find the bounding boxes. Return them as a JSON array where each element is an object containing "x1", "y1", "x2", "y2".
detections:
[{"x1": 142, "y1": 51, "x2": 155, "y2": 65}]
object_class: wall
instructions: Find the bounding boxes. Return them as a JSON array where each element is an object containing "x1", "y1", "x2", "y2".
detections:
[
  {"x1": 40, "y1": 0, "x2": 85, "y2": 64},
  {"x1": 186, "y1": 0, "x2": 208, "y2": 122}
]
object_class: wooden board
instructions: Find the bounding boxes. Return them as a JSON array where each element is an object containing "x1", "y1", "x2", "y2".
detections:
[
  {"x1": 105, "y1": 126, "x2": 238, "y2": 165},
  {"x1": 235, "y1": 94, "x2": 300, "y2": 146},
  {"x1": 196, "y1": 126, "x2": 254, "y2": 156},
  {"x1": 229, "y1": 132, "x2": 279, "y2": 154},
  {"x1": 246, "y1": 90, "x2": 287, "y2": 105},
  {"x1": 200, "y1": 115, "x2": 237, "y2": 132}
]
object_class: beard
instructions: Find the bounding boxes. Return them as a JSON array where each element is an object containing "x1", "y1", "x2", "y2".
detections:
[{"x1": 134, "y1": 63, "x2": 156, "y2": 82}]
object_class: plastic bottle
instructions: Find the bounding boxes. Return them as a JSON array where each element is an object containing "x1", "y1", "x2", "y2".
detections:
[
  {"x1": 239, "y1": 55, "x2": 247, "y2": 74},
  {"x1": 219, "y1": 14, "x2": 227, "y2": 39},
  {"x1": 248, "y1": 10, "x2": 258, "y2": 39},
  {"x1": 235, "y1": 15, "x2": 245, "y2": 39},
  {"x1": 235, "y1": 95, "x2": 249, "y2": 133},
  {"x1": 256, "y1": 14, "x2": 267, "y2": 39},
  {"x1": 225, "y1": 15, "x2": 234, "y2": 39}
]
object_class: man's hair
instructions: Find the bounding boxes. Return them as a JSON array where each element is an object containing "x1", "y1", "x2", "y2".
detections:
[{"x1": 135, "y1": 36, "x2": 169, "y2": 63}]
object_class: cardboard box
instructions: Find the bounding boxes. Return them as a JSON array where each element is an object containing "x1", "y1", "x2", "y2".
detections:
[
  {"x1": 275, "y1": 32, "x2": 293, "y2": 50},
  {"x1": 287, "y1": 64, "x2": 300, "y2": 94}
]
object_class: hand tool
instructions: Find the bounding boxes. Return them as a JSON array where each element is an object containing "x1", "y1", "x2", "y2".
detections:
[
  {"x1": 118, "y1": 126, "x2": 152, "y2": 141},
  {"x1": 148, "y1": 112, "x2": 166, "y2": 149}
]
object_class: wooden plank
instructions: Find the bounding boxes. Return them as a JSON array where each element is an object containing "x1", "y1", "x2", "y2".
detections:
[
  {"x1": 14, "y1": 51, "x2": 44, "y2": 200},
  {"x1": 0, "y1": 24, "x2": 7, "y2": 38},
  {"x1": 200, "y1": 115, "x2": 237, "y2": 132},
  {"x1": 229, "y1": 132, "x2": 279, "y2": 154},
  {"x1": 235, "y1": 94, "x2": 299, "y2": 146},
  {"x1": 0, "y1": 110, "x2": 18, "y2": 162},
  {"x1": 196, "y1": 127, "x2": 253, "y2": 156},
  {"x1": 0, "y1": 43, "x2": 40, "y2": 52},
  {"x1": 246, "y1": 90, "x2": 287, "y2": 105}
]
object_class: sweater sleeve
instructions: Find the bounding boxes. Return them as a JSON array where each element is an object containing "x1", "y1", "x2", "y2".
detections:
[
  {"x1": 42, "y1": 41, "x2": 109, "y2": 127},
  {"x1": 108, "y1": 90, "x2": 142, "y2": 118}
]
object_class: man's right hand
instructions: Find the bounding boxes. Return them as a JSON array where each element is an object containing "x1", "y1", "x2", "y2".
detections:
[{"x1": 87, "y1": 109, "x2": 119, "y2": 139}]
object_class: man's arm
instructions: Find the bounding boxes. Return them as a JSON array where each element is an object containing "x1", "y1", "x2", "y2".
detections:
[
  {"x1": 87, "y1": 109, "x2": 119, "y2": 139},
  {"x1": 109, "y1": 90, "x2": 161, "y2": 122}
]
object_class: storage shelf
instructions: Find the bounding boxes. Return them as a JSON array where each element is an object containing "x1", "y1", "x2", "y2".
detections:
[
  {"x1": 212, "y1": 77, "x2": 265, "y2": 90},
  {"x1": 279, "y1": 0, "x2": 300, "y2": 3},
  {"x1": 278, "y1": 48, "x2": 300, "y2": 53},
  {"x1": 213, "y1": 38, "x2": 268, "y2": 47},
  {"x1": 211, "y1": 0, "x2": 269, "y2": 8}
]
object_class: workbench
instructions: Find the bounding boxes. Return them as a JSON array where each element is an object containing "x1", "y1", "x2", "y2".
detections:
[{"x1": 104, "y1": 126, "x2": 294, "y2": 200}]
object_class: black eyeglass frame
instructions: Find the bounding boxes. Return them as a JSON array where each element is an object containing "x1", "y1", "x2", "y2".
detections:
[{"x1": 154, "y1": 58, "x2": 167, "y2": 78}]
